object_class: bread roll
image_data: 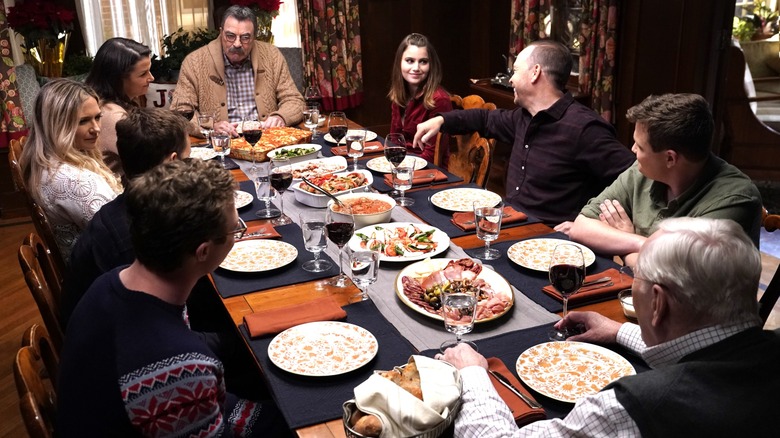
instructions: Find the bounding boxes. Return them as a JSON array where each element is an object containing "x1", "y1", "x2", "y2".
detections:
[{"x1": 352, "y1": 413, "x2": 382, "y2": 436}]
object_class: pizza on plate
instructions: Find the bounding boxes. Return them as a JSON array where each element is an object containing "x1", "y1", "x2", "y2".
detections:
[{"x1": 229, "y1": 127, "x2": 312, "y2": 162}]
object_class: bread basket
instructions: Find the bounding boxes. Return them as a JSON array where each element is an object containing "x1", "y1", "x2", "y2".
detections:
[{"x1": 342, "y1": 397, "x2": 461, "y2": 438}]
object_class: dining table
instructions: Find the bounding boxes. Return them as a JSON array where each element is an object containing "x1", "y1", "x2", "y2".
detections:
[{"x1": 196, "y1": 120, "x2": 642, "y2": 437}]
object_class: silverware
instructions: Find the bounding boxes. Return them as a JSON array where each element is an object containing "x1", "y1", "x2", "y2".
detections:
[
  {"x1": 301, "y1": 176, "x2": 345, "y2": 207},
  {"x1": 581, "y1": 276, "x2": 611, "y2": 287},
  {"x1": 238, "y1": 231, "x2": 272, "y2": 240},
  {"x1": 579, "y1": 281, "x2": 614, "y2": 292},
  {"x1": 488, "y1": 370, "x2": 543, "y2": 409}
]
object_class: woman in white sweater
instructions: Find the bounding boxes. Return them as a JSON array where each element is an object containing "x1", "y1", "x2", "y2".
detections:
[{"x1": 19, "y1": 79, "x2": 122, "y2": 262}]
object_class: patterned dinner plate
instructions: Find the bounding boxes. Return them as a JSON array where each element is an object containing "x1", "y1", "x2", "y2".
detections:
[
  {"x1": 323, "y1": 130, "x2": 378, "y2": 143},
  {"x1": 219, "y1": 240, "x2": 297, "y2": 272},
  {"x1": 365, "y1": 156, "x2": 427, "y2": 173},
  {"x1": 507, "y1": 238, "x2": 596, "y2": 272},
  {"x1": 268, "y1": 321, "x2": 378, "y2": 376},
  {"x1": 234, "y1": 190, "x2": 253, "y2": 209},
  {"x1": 190, "y1": 147, "x2": 217, "y2": 161},
  {"x1": 429, "y1": 188, "x2": 502, "y2": 212},
  {"x1": 516, "y1": 341, "x2": 635, "y2": 403}
]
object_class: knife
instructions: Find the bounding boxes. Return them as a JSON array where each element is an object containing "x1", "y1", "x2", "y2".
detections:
[{"x1": 488, "y1": 370, "x2": 543, "y2": 409}]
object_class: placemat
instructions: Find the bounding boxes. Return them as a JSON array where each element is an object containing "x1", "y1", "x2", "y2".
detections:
[
  {"x1": 236, "y1": 180, "x2": 281, "y2": 223},
  {"x1": 489, "y1": 232, "x2": 623, "y2": 313},
  {"x1": 371, "y1": 162, "x2": 463, "y2": 192},
  {"x1": 211, "y1": 222, "x2": 338, "y2": 298},
  {"x1": 420, "y1": 323, "x2": 649, "y2": 420},
  {"x1": 401, "y1": 184, "x2": 543, "y2": 238},
  {"x1": 239, "y1": 299, "x2": 417, "y2": 430}
]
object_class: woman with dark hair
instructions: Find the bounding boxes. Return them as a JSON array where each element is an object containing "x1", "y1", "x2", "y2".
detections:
[
  {"x1": 387, "y1": 33, "x2": 452, "y2": 165},
  {"x1": 85, "y1": 37, "x2": 154, "y2": 172}
]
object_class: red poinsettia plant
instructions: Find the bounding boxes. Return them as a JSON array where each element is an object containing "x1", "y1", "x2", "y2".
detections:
[{"x1": 6, "y1": 1, "x2": 75, "y2": 48}]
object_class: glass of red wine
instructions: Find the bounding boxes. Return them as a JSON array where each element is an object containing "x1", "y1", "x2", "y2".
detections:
[
  {"x1": 270, "y1": 156, "x2": 293, "y2": 225},
  {"x1": 173, "y1": 102, "x2": 195, "y2": 121},
  {"x1": 242, "y1": 117, "x2": 263, "y2": 172},
  {"x1": 325, "y1": 204, "x2": 355, "y2": 288},
  {"x1": 304, "y1": 86, "x2": 323, "y2": 110},
  {"x1": 328, "y1": 112, "x2": 348, "y2": 147},
  {"x1": 548, "y1": 244, "x2": 586, "y2": 341},
  {"x1": 384, "y1": 133, "x2": 406, "y2": 197}
]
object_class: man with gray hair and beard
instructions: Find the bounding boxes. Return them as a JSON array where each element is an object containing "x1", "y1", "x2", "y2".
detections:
[{"x1": 439, "y1": 217, "x2": 779, "y2": 436}]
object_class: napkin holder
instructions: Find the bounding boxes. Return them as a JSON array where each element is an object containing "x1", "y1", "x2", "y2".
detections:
[{"x1": 342, "y1": 398, "x2": 460, "y2": 438}]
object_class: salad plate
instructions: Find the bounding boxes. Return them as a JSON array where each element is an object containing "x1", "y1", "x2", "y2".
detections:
[{"x1": 348, "y1": 222, "x2": 449, "y2": 262}]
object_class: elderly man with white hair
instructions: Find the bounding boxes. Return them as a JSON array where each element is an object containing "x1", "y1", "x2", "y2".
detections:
[{"x1": 438, "y1": 217, "x2": 779, "y2": 437}]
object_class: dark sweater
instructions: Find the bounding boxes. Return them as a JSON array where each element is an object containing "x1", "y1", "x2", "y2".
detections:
[{"x1": 607, "y1": 327, "x2": 780, "y2": 437}]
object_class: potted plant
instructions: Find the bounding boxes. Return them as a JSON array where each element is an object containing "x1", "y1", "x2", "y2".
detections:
[{"x1": 151, "y1": 27, "x2": 218, "y2": 83}]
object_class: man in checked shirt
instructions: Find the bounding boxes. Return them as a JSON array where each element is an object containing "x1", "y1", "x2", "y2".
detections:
[{"x1": 437, "y1": 217, "x2": 779, "y2": 437}]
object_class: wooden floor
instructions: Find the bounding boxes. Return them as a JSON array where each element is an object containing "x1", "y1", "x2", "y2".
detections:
[{"x1": 0, "y1": 218, "x2": 778, "y2": 436}]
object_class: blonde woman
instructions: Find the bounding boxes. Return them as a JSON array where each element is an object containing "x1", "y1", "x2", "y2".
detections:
[{"x1": 19, "y1": 79, "x2": 123, "y2": 261}]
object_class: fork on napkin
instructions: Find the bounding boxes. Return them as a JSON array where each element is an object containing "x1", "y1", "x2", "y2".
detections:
[
  {"x1": 238, "y1": 225, "x2": 281, "y2": 241},
  {"x1": 486, "y1": 357, "x2": 546, "y2": 426},
  {"x1": 541, "y1": 268, "x2": 632, "y2": 305},
  {"x1": 331, "y1": 141, "x2": 384, "y2": 156},
  {"x1": 383, "y1": 169, "x2": 449, "y2": 187},
  {"x1": 451, "y1": 206, "x2": 528, "y2": 231},
  {"x1": 243, "y1": 296, "x2": 347, "y2": 337}
]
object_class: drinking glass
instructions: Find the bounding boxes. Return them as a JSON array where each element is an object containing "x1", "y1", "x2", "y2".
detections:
[
  {"x1": 472, "y1": 201, "x2": 503, "y2": 260},
  {"x1": 439, "y1": 291, "x2": 478, "y2": 353},
  {"x1": 350, "y1": 250, "x2": 379, "y2": 301},
  {"x1": 300, "y1": 211, "x2": 333, "y2": 273},
  {"x1": 242, "y1": 117, "x2": 263, "y2": 172},
  {"x1": 304, "y1": 85, "x2": 323, "y2": 109},
  {"x1": 251, "y1": 165, "x2": 280, "y2": 219},
  {"x1": 211, "y1": 130, "x2": 231, "y2": 168},
  {"x1": 303, "y1": 105, "x2": 320, "y2": 139},
  {"x1": 197, "y1": 113, "x2": 214, "y2": 146},
  {"x1": 173, "y1": 102, "x2": 195, "y2": 121},
  {"x1": 325, "y1": 204, "x2": 355, "y2": 288},
  {"x1": 384, "y1": 133, "x2": 407, "y2": 168},
  {"x1": 328, "y1": 111, "x2": 348, "y2": 146},
  {"x1": 392, "y1": 165, "x2": 415, "y2": 206},
  {"x1": 548, "y1": 244, "x2": 586, "y2": 341},
  {"x1": 345, "y1": 128, "x2": 366, "y2": 171},
  {"x1": 269, "y1": 157, "x2": 293, "y2": 225}
]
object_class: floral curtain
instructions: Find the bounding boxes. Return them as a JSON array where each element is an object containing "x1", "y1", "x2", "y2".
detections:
[
  {"x1": 509, "y1": 0, "x2": 550, "y2": 56},
  {"x1": 578, "y1": 0, "x2": 618, "y2": 121},
  {"x1": 297, "y1": 0, "x2": 363, "y2": 112},
  {"x1": 0, "y1": 0, "x2": 27, "y2": 148}
]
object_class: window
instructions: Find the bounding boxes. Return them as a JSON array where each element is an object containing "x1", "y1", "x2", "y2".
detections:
[{"x1": 544, "y1": 0, "x2": 584, "y2": 74}]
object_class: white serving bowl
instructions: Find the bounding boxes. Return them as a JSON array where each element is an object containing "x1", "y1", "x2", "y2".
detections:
[
  {"x1": 328, "y1": 192, "x2": 396, "y2": 229},
  {"x1": 292, "y1": 169, "x2": 373, "y2": 208},
  {"x1": 266, "y1": 144, "x2": 321, "y2": 165}
]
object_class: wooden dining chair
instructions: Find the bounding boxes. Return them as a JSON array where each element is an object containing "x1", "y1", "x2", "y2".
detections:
[
  {"x1": 19, "y1": 237, "x2": 65, "y2": 353},
  {"x1": 24, "y1": 233, "x2": 64, "y2": 318},
  {"x1": 759, "y1": 207, "x2": 780, "y2": 324},
  {"x1": 21, "y1": 324, "x2": 60, "y2": 397},
  {"x1": 434, "y1": 94, "x2": 497, "y2": 188},
  {"x1": 14, "y1": 328, "x2": 58, "y2": 438}
]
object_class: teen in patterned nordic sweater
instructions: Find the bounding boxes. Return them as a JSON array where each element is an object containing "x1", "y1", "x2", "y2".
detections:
[{"x1": 57, "y1": 159, "x2": 290, "y2": 436}]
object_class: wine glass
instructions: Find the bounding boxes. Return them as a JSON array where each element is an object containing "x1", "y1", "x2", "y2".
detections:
[
  {"x1": 211, "y1": 129, "x2": 231, "y2": 168},
  {"x1": 439, "y1": 291, "x2": 478, "y2": 353},
  {"x1": 197, "y1": 113, "x2": 214, "y2": 146},
  {"x1": 251, "y1": 165, "x2": 280, "y2": 219},
  {"x1": 269, "y1": 156, "x2": 293, "y2": 226},
  {"x1": 173, "y1": 102, "x2": 195, "y2": 121},
  {"x1": 303, "y1": 105, "x2": 320, "y2": 139},
  {"x1": 328, "y1": 111, "x2": 348, "y2": 146},
  {"x1": 304, "y1": 85, "x2": 323, "y2": 109},
  {"x1": 325, "y1": 204, "x2": 355, "y2": 288},
  {"x1": 548, "y1": 244, "x2": 586, "y2": 341},
  {"x1": 472, "y1": 201, "x2": 503, "y2": 260},
  {"x1": 242, "y1": 116, "x2": 263, "y2": 172},
  {"x1": 300, "y1": 211, "x2": 333, "y2": 273},
  {"x1": 384, "y1": 133, "x2": 406, "y2": 197},
  {"x1": 392, "y1": 164, "x2": 415, "y2": 206},
  {"x1": 350, "y1": 250, "x2": 379, "y2": 301},
  {"x1": 345, "y1": 128, "x2": 366, "y2": 171}
]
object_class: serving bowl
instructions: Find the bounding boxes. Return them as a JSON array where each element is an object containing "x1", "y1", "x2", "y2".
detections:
[
  {"x1": 292, "y1": 169, "x2": 373, "y2": 208},
  {"x1": 328, "y1": 192, "x2": 396, "y2": 228},
  {"x1": 266, "y1": 144, "x2": 321, "y2": 165}
]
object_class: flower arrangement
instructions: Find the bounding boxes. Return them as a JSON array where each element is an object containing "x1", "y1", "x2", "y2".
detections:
[
  {"x1": 230, "y1": 0, "x2": 283, "y2": 42},
  {"x1": 6, "y1": 0, "x2": 76, "y2": 49}
]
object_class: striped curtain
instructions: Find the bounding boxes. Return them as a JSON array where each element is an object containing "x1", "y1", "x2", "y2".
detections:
[
  {"x1": 0, "y1": 0, "x2": 28, "y2": 148},
  {"x1": 297, "y1": 0, "x2": 363, "y2": 112}
]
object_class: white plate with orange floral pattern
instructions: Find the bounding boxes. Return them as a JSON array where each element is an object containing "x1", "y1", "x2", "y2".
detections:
[
  {"x1": 234, "y1": 190, "x2": 253, "y2": 209},
  {"x1": 516, "y1": 341, "x2": 635, "y2": 403},
  {"x1": 219, "y1": 240, "x2": 297, "y2": 272},
  {"x1": 268, "y1": 321, "x2": 378, "y2": 376},
  {"x1": 190, "y1": 147, "x2": 217, "y2": 161},
  {"x1": 429, "y1": 188, "x2": 501, "y2": 212},
  {"x1": 507, "y1": 238, "x2": 596, "y2": 272}
]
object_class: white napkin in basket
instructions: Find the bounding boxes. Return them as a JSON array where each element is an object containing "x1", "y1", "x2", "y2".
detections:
[{"x1": 354, "y1": 355, "x2": 461, "y2": 437}]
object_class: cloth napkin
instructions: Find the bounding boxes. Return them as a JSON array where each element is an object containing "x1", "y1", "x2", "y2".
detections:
[
  {"x1": 486, "y1": 357, "x2": 546, "y2": 426},
  {"x1": 243, "y1": 296, "x2": 347, "y2": 337},
  {"x1": 541, "y1": 268, "x2": 632, "y2": 305},
  {"x1": 330, "y1": 140, "x2": 384, "y2": 156},
  {"x1": 451, "y1": 206, "x2": 529, "y2": 231},
  {"x1": 239, "y1": 224, "x2": 281, "y2": 240},
  {"x1": 354, "y1": 355, "x2": 461, "y2": 438},
  {"x1": 383, "y1": 169, "x2": 449, "y2": 187}
]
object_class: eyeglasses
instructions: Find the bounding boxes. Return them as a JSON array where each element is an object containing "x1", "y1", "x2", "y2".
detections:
[
  {"x1": 224, "y1": 31, "x2": 253, "y2": 44},
  {"x1": 229, "y1": 217, "x2": 247, "y2": 240}
]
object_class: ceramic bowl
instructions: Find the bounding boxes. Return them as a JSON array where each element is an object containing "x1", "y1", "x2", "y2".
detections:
[
  {"x1": 266, "y1": 144, "x2": 321, "y2": 165},
  {"x1": 328, "y1": 192, "x2": 396, "y2": 229}
]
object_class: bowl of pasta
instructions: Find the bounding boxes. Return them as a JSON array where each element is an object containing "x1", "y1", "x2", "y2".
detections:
[{"x1": 328, "y1": 192, "x2": 396, "y2": 228}]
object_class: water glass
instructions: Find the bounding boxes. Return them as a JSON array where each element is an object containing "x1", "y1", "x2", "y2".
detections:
[
  {"x1": 472, "y1": 201, "x2": 503, "y2": 260},
  {"x1": 439, "y1": 292, "x2": 478, "y2": 353},
  {"x1": 300, "y1": 211, "x2": 333, "y2": 273},
  {"x1": 303, "y1": 105, "x2": 320, "y2": 139},
  {"x1": 350, "y1": 250, "x2": 379, "y2": 301},
  {"x1": 197, "y1": 113, "x2": 214, "y2": 146},
  {"x1": 392, "y1": 165, "x2": 415, "y2": 206},
  {"x1": 211, "y1": 131, "x2": 231, "y2": 168},
  {"x1": 345, "y1": 128, "x2": 366, "y2": 170},
  {"x1": 252, "y1": 165, "x2": 280, "y2": 219}
]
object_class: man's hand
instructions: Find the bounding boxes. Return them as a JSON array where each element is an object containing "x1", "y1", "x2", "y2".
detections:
[
  {"x1": 413, "y1": 116, "x2": 444, "y2": 150},
  {"x1": 261, "y1": 115, "x2": 286, "y2": 129},
  {"x1": 555, "y1": 311, "x2": 622, "y2": 344},
  {"x1": 598, "y1": 200, "x2": 634, "y2": 233},
  {"x1": 435, "y1": 343, "x2": 488, "y2": 370},
  {"x1": 214, "y1": 121, "x2": 240, "y2": 138},
  {"x1": 554, "y1": 221, "x2": 574, "y2": 235}
]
